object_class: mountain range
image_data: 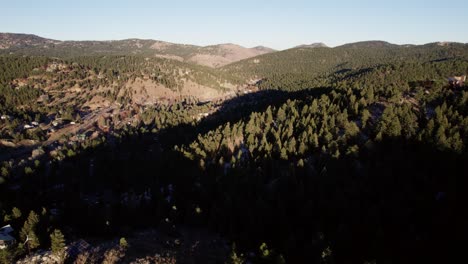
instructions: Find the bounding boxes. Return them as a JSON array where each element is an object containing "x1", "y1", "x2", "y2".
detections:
[
  {"x1": 0, "y1": 33, "x2": 275, "y2": 68},
  {"x1": 1, "y1": 32, "x2": 467, "y2": 103},
  {"x1": 3, "y1": 33, "x2": 467, "y2": 68}
]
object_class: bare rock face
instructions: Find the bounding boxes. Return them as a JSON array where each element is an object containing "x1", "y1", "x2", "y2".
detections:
[
  {"x1": 129, "y1": 254, "x2": 177, "y2": 264},
  {"x1": 16, "y1": 250, "x2": 63, "y2": 264},
  {"x1": 0, "y1": 140, "x2": 16, "y2": 148}
]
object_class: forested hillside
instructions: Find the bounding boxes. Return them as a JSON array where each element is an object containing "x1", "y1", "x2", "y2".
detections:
[
  {"x1": 223, "y1": 42, "x2": 468, "y2": 91},
  {"x1": 0, "y1": 39, "x2": 467, "y2": 263},
  {"x1": 0, "y1": 54, "x2": 242, "y2": 146}
]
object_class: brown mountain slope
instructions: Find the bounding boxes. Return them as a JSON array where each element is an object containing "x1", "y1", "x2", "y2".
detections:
[
  {"x1": 187, "y1": 43, "x2": 274, "y2": 67},
  {"x1": 0, "y1": 33, "x2": 59, "y2": 49}
]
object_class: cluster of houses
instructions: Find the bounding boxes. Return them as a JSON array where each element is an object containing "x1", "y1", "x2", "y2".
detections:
[
  {"x1": 23, "y1": 119, "x2": 69, "y2": 131},
  {"x1": 20, "y1": 117, "x2": 79, "y2": 133},
  {"x1": 238, "y1": 85, "x2": 259, "y2": 95},
  {"x1": 23, "y1": 121, "x2": 39, "y2": 130}
]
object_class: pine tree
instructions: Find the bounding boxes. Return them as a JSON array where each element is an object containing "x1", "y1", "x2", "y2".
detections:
[
  {"x1": 310, "y1": 100, "x2": 319, "y2": 113},
  {"x1": 277, "y1": 107, "x2": 286, "y2": 122},
  {"x1": 298, "y1": 141, "x2": 307, "y2": 155},
  {"x1": 27, "y1": 231, "x2": 40, "y2": 250},
  {"x1": 376, "y1": 106, "x2": 402, "y2": 138},
  {"x1": 0, "y1": 248, "x2": 13, "y2": 264},
  {"x1": 12, "y1": 207, "x2": 22, "y2": 219},
  {"x1": 259, "y1": 242, "x2": 271, "y2": 258},
  {"x1": 286, "y1": 137, "x2": 296, "y2": 153},
  {"x1": 1, "y1": 167, "x2": 8, "y2": 177},
  {"x1": 228, "y1": 243, "x2": 245, "y2": 264},
  {"x1": 280, "y1": 147, "x2": 288, "y2": 160},
  {"x1": 50, "y1": 229, "x2": 66, "y2": 254},
  {"x1": 119, "y1": 237, "x2": 128, "y2": 249},
  {"x1": 20, "y1": 211, "x2": 40, "y2": 250},
  {"x1": 361, "y1": 109, "x2": 371, "y2": 128}
]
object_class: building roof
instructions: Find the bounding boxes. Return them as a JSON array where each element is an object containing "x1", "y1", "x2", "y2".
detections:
[
  {"x1": 0, "y1": 233, "x2": 15, "y2": 242},
  {"x1": 67, "y1": 239, "x2": 91, "y2": 258},
  {"x1": 449, "y1": 75, "x2": 466, "y2": 82},
  {"x1": 0, "y1": 225, "x2": 14, "y2": 235},
  {"x1": 0, "y1": 225, "x2": 15, "y2": 242}
]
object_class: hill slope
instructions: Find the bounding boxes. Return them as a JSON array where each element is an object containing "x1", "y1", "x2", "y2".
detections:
[{"x1": 222, "y1": 41, "x2": 468, "y2": 90}]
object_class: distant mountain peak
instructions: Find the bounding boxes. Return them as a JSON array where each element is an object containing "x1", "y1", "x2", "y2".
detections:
[
  {"x1": 295, "y1": 43, "x2": 328, "y2": 49},
  {"x1": 253, "y1": 46, "x2": 276, "y2": 52},
  {"x1": 338, "y1": 40, "x2": 396, "y2": 48}
]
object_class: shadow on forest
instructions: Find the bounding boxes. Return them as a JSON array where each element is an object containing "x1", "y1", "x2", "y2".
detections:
[
  {"x1": 335, "y1": 67, "x2": 375, "y2": 81},
  {"x1": 2, "y1": 88, "x2": 467, "y2": 263},
  {"x1": 157, "y1": 88, "x2": 331, "y2": 147}
]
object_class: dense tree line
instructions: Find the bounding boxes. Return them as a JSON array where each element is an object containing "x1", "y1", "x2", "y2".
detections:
[{"x1": 0, "y1": 56, "x2": 49, "y2": 85}]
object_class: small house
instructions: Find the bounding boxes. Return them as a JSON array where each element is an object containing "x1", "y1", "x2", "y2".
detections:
[
  {"x1": 67, "y1": 239, "x2": 91, "y2": 259},
  {"x1": 448, "y1": 75, "x2": 466, "y2": 87},
  {"x1": 0, "y1": 225, "x2": 16, "y2": 249}
]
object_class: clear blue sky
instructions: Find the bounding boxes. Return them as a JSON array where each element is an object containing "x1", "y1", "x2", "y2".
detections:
[{"x1": 1, "y1": 0, "x2": 467, "y2": 49}]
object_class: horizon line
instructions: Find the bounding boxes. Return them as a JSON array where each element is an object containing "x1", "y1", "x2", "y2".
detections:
[{"x1": 1, "y1": 31, "x2": 467, "y2": 50}]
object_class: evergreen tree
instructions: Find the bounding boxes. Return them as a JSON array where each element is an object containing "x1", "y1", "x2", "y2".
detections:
[
  {"x1": 20, "y1": 211, "x2": 40, "y2": 250},
  {"x1": 228, "y1": 243, "x2": 245, "y2": 264},
  {"x1": 50, "y1": 229, "x2": 66, "y2": 255},
  {"x1": 12, "y1": 207, "x2": 22, "y2": 220},
  {"x1": 0, "y1": 248, "x2": 13, "y2": 264},
  {"x1": 119, "y1": 237, "x2": 129, "y2": 249}
]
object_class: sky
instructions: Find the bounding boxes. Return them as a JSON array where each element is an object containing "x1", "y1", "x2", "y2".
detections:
[{"x1": 1, "y1": 0, "x2": 467, "y2": 50}]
